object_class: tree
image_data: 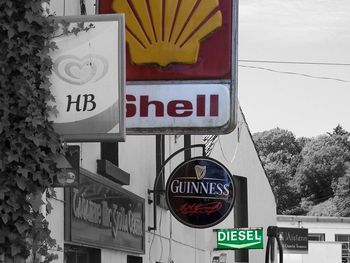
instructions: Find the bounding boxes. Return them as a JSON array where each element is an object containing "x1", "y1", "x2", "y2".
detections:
[
  {"x1": 253, "y1": 128, "x2": 302, "y2": 158},
  {"x1": 308, "y1": 163, "x2": 350, "y2": 217},
  {"x1": 293, "y1": 135, "x2": 350, "y2": 204},
  {"x1": 254, "y1": 126, "x2": 350, "y2": 216},
  {"x1": 0, "y1": 1, "x2": 64, "y2": 262},
  {"x1": 307, "y1": 198, "x2": 338, "y2": 216},
  {"x1": 253, "y1": 128, "x2": 303, "y2": 214},
  {"x1": 333, "y1": 163, "x2": 350, "y2": 216},
  {"x1": 329, "y1": 124, "x2": 350, "y2": 154},
  {"x1": 263, "y1": 160, "x2": 302, "y2": 214}
]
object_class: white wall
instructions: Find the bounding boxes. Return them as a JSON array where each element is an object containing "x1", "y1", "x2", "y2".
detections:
[
  {"x1": 48, "y1": 0, "x2": 96, "y2": 16},
  {"x1": 47, "y1": 107, "x2": 276, "y2": 263},
  {"x1": 277, "y1": 216, "x2": 348, "y2": 263},
  {"x1": 115, "y1": 107, "x2": 276, "y2": 263},
  {"x1": 278, "y1": 216, "x2": 350, "y2": 242},
  {"x1": 280, "y1": 242, "x2": 341, "y2": 263},
  {"x1": 194, "y1": 109, "x2": 276, "y2": 263}
]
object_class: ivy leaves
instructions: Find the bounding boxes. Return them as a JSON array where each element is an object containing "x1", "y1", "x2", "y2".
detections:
[{"x1": 0, "y1": 0, "x2": 63, "y2": 262}]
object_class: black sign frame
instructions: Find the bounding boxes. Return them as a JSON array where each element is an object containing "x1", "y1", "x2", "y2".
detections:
[
  {"x1": 278, "y1": 227, "x2": 308, "y2": 254},
  {"x1": 166, "y1": 157, "x2": 236, "y2": 229},
  {"x1": 64, "y1": 168, "x2": 145, "y2": 254}
]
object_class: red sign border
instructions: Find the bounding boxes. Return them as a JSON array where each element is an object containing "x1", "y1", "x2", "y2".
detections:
[
  {"x1": 97, "y1": 0, "x2": 239, "y2": 135},
  {"x1": 98, "y1": 0, "x2": 233, "y2": 81}
]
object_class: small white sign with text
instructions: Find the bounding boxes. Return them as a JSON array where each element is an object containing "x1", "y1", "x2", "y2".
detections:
[{"x1": 126, "y1": 84, "x2": 230, "y2": 132}]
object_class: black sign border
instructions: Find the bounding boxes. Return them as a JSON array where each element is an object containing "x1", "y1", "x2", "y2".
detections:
[
  {"x1": 166, "y1": 156, "x2": 236, "y2": 229},
  {"x1": 278, "y1": 227, "x2": 309, "y2": 254},
  {"x1": 64, "y1": 168, "x2": 145, "y2": 254}
]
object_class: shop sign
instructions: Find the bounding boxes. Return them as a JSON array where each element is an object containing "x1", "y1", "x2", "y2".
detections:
[
  {"x1": 98, "y1": 0, "x2": 238, "y2": 134},
  {"x1": 126, "y1": 84, "x2": 230, "y2": 132},
  {"x1": 166, "y1": 157, "x2": 235, "y2": 228},
  {"x1": 65, "y1": 169, "x2": 145, "y2": 254},
  {"x1": 49, "y1": 15, "x2": 125, "y2": 142},
  {"x1": 215, "y1": 228, "x2": 264, "y2": 250},
  {"x1": 278, "y1": 227, "x2": 308, "y2": 254}
]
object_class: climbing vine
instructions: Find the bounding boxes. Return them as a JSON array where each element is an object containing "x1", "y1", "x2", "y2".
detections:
[{"x1": 0, "y1": 0, "x2": 64, "y2": 262}]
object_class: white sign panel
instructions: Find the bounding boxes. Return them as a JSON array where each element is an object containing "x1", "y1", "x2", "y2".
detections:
[
  {"x1": 49, "y1": 15, "x2": 125, "y2": 142},
  {"x1": 126, "y1": 84, "x2": 230, "y2": 132}
]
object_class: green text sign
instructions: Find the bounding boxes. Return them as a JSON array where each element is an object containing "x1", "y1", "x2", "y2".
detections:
[{"x1": 216, "y1": 228, "x2": 264, "y2": 250}]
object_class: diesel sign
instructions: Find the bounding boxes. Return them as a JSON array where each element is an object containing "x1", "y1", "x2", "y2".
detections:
[
  {"x1": 126, "y1": 84, "x2": 230, "y2": 132},
  {"x1": 166, "y1": 157, "x2": 235, "y2": 228}
]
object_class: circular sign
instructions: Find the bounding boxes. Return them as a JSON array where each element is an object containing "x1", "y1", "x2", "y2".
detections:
[{"x1": 166, "y1": 157, "x2": 235, "y2": 228}]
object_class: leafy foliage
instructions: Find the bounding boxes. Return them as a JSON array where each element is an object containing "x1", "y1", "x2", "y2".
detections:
[
  {"x1": 253, "y1": 128, "x2": 302, "y2": 214},
  {"x1": 0, "y1": 0, "x2": 64, "y2": 261},
  {"x1": 333, "y1": 164, "x2": 350, "y2": 216},
  {"x1": 293, "y1": 135, "x2": 349, "y2": 203},
  {"x1": 307, "y1": 198, "x2": 338, "y2": 216},
  {"x1": 253, "y1": 125, "x2": 350, "y2": 216}
]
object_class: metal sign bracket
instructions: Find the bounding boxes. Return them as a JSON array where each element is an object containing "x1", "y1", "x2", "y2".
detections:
[{"x1": 148, "y1": 144, "x2": 206, "y2": 231}]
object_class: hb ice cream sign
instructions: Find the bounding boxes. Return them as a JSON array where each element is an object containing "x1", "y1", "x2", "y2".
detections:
[{"x1": 49, "y1": 15, "x2": 125, "y2": 142}]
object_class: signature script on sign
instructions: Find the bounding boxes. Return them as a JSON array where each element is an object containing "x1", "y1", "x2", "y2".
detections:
[{"x1": 176, "y1": 201, "x2": 222, "y2": 216}]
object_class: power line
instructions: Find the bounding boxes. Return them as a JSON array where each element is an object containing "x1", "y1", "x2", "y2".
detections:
[
  {"x1": 239, "y1": 64, "x2": 350, "y2": 83},
  {"x1": 239, "y1": 59, "x2": 350, "y2": 66}
]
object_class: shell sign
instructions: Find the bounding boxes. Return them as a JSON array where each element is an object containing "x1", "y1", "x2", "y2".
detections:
[{"x1": 99, "y1": 0, "x2": 234, "y2": 81}]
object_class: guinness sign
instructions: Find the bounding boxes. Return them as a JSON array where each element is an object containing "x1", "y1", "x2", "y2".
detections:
[{"x1": 166, "y1": 157, "x2": 235, "y2": 228}]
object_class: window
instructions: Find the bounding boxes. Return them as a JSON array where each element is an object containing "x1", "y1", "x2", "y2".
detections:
[
  {"x1": 127, "y1": 255, "x2": 142, "y2": 263},
  {"x1": 308, "y1": 233, "x2": 325, "y2": 241},
  {"x1": 64, "y1": 244, "x2": 101, "y2": 263},
  {"x1": 335, "y1": 234, "x2": 350, "y2": 263}
]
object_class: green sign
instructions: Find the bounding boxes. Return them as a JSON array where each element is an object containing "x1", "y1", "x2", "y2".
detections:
[{"x1": 216, "y1": 228, "x2": 264, "y2": 250}]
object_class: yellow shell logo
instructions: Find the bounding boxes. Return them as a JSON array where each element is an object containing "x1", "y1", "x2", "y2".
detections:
[{"x1": 112, "y1": 0, "x2": 222, "y2": 67}]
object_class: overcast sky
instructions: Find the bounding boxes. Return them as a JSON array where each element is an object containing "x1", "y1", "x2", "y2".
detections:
[{"x1": 238, "y1": 0, "x2": 350, "y2": 138}]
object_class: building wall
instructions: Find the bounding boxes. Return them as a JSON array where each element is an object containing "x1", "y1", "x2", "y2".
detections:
[
  {"x1": 277, "y1": 215, "x2": 347, "y2": 263},
  {"x1": 195, "y1": 109, "x2": 277, "y2": 263},
  {"x1": 278, "y1": 215, "x2": 350, "y2": 242},
  {"x1": 281, "y1": 242, "x2": 341, "y2": 263},
  {"x1": 48, "y1": 108, "x2": 276, "y2": 263},
  {"x1": 48, "y1": 0, "x2": 95, "y2": 16}
]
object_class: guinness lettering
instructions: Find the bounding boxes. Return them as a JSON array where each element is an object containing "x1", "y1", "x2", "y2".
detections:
[
  {"x1": 170, "y1": 180, "x2": 230, "y2": 196},
  {"x1": 166, "y1": 157, "x2": 235, "y2": 228}
]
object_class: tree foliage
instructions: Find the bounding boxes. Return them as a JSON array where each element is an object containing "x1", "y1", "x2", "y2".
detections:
[
  {"x1": 0, "y1": 0, "x2": 64, "y2": 262},
  {"x1": 253, "y1": 125, "x2": 350, "y2": 216},
  {"x1": 333, "y1": 164, "x2": 350, "y2": 217},
  {"x1": 253, "y1": 128, "x2": 303, "y2": 214},
  {"x1": 293, "y1": 135, "x2": 349, "y2": 203}
]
